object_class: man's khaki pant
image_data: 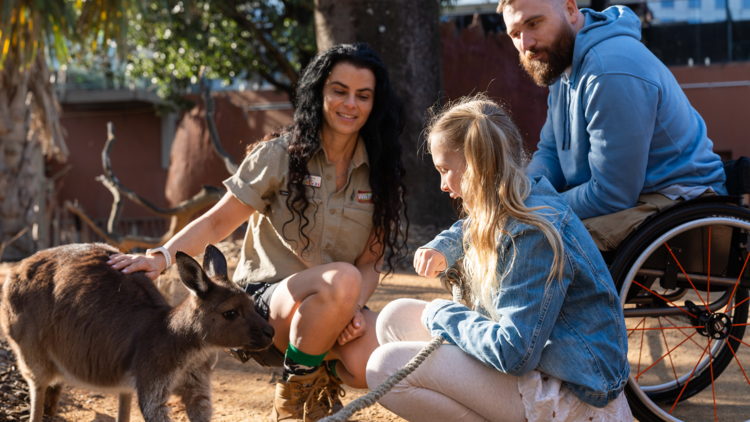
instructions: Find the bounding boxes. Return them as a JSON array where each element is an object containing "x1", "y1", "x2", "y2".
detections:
[{"x1": 581, "y1": 193, "x2": 681, "y2": 252}]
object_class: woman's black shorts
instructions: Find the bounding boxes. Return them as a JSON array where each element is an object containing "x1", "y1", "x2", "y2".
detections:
[{"x1": 244, "y1": 282, "x2": 285, "y2": 367}]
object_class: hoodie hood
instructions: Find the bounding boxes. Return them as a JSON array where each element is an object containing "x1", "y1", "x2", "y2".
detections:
[{"x1": 569, "y1": 6, "x2": 642, "y2": 86}]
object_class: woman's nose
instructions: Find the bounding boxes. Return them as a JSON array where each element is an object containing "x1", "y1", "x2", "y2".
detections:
[{"x1": 343, "y1": 94, "x2": 356, "y2": 108}]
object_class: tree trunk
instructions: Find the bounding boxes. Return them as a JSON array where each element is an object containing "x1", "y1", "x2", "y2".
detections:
[
  {"x1": 314, "y1": 0, "x2": 455, "y2": 226},
  {"x1": 0, "y1": 56, "x2": 63, "y2": 260}
]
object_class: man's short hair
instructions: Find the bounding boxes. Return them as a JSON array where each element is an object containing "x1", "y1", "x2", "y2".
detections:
[{"x1": 496, "y1": 0, "x2": 516, "y2": 12}]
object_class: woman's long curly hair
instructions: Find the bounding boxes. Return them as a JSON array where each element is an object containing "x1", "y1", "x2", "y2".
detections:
[{"x1": 257, "y1": 43, "x2": 409, "y2": 272}]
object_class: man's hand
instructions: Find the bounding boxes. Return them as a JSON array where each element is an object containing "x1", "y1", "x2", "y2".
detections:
[
  {"x1": 414, "y1": 248, "x2": 447, "y2": 278},
  {"x1": 337, "y1": 307, "x2": 366, "y2": 346}
]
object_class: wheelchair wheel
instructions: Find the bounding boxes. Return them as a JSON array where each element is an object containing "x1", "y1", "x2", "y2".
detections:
[{"x1": 609, "y1": 202, "x2": 750, "y2": 422}]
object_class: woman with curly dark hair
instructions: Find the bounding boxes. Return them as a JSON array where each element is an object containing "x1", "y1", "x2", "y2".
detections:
[{"x1": 107, "y1": 43, "x2": 408, "y2": 421}]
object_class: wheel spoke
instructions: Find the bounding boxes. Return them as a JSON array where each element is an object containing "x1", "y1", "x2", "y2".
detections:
[
  {"x1": 726, "y1": 296, "x2": 750, "y2": 314},
  {"x1": 636, "y1": 331, "x2": 700, "y2": 380},
  {"x1": 632, "y1": 279, "x2": 697, "y2": 318},
  {"x1": 658, "y1": 318, "x2": 679, "y2": 384},
  {"x1": 707, "y1": 227, "x2": 711, "y2": 306},
  {"x1": 664, "y1": 317, "x2": 705, "y2": 348},
  {"x1": 638, "y1": 316, "x2": 646, "y2": 377},
  {"x1": 665, "y1": 242, "x2": 706, "y2": 307},
  {"x1": 670, "y1": 343, "x2": 710, "y2": 414},
  {"x1": 629, "y1": 326, "x2": 704, "y2": 331},
  {"x1": 627, "y1": 318, "x2": 646, "y2": 339},
  {"x1": 726, "y1": 340, "x2": 750, "y2": 388},
  {"x1": 726, "y1": 250, "x2": 750, "y2": 315},
  {"x1": 708, "y1": 338, "x2": 717, "y2": 422},
  {"x1": 729, "y1": 334, "x2": 750, "y2": 349}
]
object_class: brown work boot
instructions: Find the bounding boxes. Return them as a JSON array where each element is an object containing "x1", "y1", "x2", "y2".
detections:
[
  {"x1": 322, "y1": 365, "x2": 346, "y2": 414},
  {"x1": 269, "y1": 367, "x2": 331, "y2": 422}
]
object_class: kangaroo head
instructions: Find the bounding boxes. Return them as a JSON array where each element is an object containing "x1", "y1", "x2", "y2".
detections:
[{"x1": 175, "y1": 245, "x2": 274, "y2": 351}]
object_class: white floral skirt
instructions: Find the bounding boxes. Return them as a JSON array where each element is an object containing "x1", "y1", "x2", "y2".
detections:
[{"x1": 517, "y1": 371, "x2": 633, "y2": 422}]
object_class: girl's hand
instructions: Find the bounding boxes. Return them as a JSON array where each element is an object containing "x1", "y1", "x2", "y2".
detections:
[
  {"x1": 413, "y1": 248, "x2": 447, "y2": 278},
  {"x1": 337, "y1": 307, "x2": 366, "y2": 346},
  {"x1": 107, "y1": 253, "x2": 166, "y2": 281}
]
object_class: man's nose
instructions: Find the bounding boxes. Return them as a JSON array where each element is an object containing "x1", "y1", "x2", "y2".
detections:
[{"x1": 521, "y1": 33, "x2": 536, "y2": 53}]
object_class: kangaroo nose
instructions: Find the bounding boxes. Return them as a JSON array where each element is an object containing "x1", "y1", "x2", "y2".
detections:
[{"x1": 263, "y1": 325, "x2": 275, "y2": 339}]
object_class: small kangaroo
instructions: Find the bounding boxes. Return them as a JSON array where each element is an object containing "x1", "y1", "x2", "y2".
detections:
[{"x1": 0, "y1": 243, "x2": 274, "y2": 422}]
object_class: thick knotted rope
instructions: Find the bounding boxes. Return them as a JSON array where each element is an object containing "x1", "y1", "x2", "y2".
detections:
[{"x1": 319, "y1": 267, "x2": 465, "y2": 422}]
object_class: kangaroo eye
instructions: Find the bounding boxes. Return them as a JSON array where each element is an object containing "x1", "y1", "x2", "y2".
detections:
[{"x1": 222, "y1": 310, "x2": 238, "y2": 320}]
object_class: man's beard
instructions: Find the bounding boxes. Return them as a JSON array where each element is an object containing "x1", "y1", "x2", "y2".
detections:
[{"x1": 519, "y1": 24, "x2": 576, "y2": 87}]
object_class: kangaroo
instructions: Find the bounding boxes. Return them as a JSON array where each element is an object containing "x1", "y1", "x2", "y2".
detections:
[{"x1": 0, "y1": 243, "x2": 274, "y2": 422}]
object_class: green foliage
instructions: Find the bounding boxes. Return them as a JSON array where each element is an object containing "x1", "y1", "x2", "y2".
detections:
[
  {"x1": 0, "y1": 0, "x2": 77, "y2": 69},
  {"x1": 126, "y1": 0, "x2": 317, "y2": 108}
]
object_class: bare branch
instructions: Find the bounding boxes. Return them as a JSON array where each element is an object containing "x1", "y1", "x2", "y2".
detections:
[
  {"x1": 0, "y1": 226, "x2": 30, "y2": 260},
  {"x1": 100, "y1": 122, "x2": 225, "y2": 217},
  {"x1": 200, "y1": 76, "x2": 239, "y2": 175},
  {"x1": 68, "y1": 122, "x2": 226, "y2": 251}
]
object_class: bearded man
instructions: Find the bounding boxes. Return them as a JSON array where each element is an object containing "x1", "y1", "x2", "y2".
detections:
[{"x1": 501, "y1": 0, "x2": 727, "y2": 251}]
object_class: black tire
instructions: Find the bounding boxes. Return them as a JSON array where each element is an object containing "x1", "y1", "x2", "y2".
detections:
[{"x1": 609, "y1": 201, "x2": 750, "y2": 422}]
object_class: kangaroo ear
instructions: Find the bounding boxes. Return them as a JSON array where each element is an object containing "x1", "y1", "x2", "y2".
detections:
[
  {"x1": 202, "y1": 244, "x2": 228, "y2": 279},
  {"x1": 176, "y1": 252, "x2": 211, "y2": 297}
]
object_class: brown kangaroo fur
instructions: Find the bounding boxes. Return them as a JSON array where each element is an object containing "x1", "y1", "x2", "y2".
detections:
[{"x1": 0, "y1": 243, "x2": 274, "y2": 422}]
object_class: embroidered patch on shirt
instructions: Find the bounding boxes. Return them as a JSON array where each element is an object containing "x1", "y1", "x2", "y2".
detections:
[
  {"x1": 302, "y1": 175, "x2": 322, "y2": 188},
  {"x1": 357, "y1": 190, "x2": 373, "y2": 203}
]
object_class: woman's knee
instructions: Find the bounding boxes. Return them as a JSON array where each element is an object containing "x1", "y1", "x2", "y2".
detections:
[{"x1": 318, "y1": 262, "x2": 362, "y2": 306}]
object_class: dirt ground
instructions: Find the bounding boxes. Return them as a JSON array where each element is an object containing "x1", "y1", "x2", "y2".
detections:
[
  {"x1": 0, "y1": 260, "x2": 448, "y2": 422},
  {"x1": 2, "y1": 255, "x2": 750, "y2": 422}
]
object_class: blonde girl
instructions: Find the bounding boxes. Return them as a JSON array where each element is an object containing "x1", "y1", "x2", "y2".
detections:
[{"x1": 366, "y1": 95, "x2": 633, "y2": 422}]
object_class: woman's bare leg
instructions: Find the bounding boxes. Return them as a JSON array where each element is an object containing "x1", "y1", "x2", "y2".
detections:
[
  {"x1": 326, "y1": 309, "x2": 379, "y2": 388},
  {"x1": 266, "y1": 261, "x2": 378, "y2": 388}
]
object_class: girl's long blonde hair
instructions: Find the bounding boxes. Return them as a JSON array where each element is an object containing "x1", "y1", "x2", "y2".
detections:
[{"x1": 426, "y1": 94, "x2": 565, "y2": 320}]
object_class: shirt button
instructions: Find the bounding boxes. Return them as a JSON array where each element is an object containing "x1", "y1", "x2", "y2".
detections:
[
  {"x1": 329, "y1": 209, "x2": 336, "y2": 214},
  {"x1": 326, "y1": 174, "x2": 333, "y2": 180}
]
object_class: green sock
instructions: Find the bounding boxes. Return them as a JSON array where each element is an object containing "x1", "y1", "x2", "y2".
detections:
[
  {"x1": 327, "y1": 360, "x2": 341, "y2": 380},
  {"x1": 283, "y1": 343, "x2": 327, "y2": 380}
]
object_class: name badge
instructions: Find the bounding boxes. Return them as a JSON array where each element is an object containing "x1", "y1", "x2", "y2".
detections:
[
  {"x1": 302, "y1": 175, "x2": 322, "y2": 188},
  {"x1": 358, "y1": 190, "x2": 373, "y2": 203}
]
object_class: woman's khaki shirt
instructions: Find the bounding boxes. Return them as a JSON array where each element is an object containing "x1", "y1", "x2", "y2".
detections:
[{"x1": 223, "y1": 134, "x2": 374, "y2": 286}]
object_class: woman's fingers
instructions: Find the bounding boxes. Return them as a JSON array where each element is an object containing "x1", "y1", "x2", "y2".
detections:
[
  {"x1": 337, "y1": 313, "x2": 366, "y2": 345},
  {"x1": 107, "y1": 254, "x2": 161, "y2": 281}
]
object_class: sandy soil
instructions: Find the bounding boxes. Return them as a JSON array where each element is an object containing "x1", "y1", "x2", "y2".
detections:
[{"x1": 2, "y1": 259, "x2": 750, "y2": 422}]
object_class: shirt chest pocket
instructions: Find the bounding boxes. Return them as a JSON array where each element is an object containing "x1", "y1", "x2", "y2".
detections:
[{"x1": 335, "y1": 204, "x2": 375, "y2": 261}]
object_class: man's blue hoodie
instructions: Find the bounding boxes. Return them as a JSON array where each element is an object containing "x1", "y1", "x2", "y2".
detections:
[{"x1": 527, "y1": 6, "x2": 727, "y2": 220}]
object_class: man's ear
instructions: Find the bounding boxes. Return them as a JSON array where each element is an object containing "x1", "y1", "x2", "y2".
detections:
[
  {"x1": 176, "y1": 252, "x2": 212, "y2": 297},
  {"x1": 564, "y1": 0, "x2": 580, "y2": 23}
]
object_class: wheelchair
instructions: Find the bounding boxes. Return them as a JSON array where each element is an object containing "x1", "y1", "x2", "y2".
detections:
[{"x1": 606, "y1": 157, "x2": 750, "y2": 421}]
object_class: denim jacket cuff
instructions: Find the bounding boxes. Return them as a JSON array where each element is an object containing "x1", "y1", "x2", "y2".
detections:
[
  {"x1": 423, "y1": 299, "x2": 456, "y2": 334},
  {"x1": 421, "y1": 239, "x2": 461, "y2": 270}
]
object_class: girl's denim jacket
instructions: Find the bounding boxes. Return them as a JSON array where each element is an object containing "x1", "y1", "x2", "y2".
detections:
[{"x1": 422, "y1": 176, "x2": 630, "y2": 408}]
